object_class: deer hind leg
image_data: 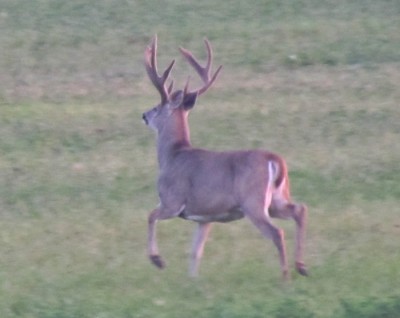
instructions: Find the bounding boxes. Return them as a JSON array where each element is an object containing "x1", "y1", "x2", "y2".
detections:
[
  {"x1": 269, "y1": 197, "x2": 308, "y2": 276},
  {"x1": 189, "y1": 222, "x2": 212, "y2": 277},
  {"x1": 147, "y1": 204, "x2": 185, "y2": 270},
  {"x1": 243, "y1": 192, "x2": 289, "y2": 280}
]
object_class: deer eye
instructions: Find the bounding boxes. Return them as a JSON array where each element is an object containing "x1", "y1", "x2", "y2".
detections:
[{"x1": 154, "y1": 106, "x2": 162, "y2": 114}]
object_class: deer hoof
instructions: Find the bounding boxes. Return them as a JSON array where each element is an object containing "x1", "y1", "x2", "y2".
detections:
[
  {"x1": 150, "y1": 255, "x2": 165, "y2": 269},
  {"x1": 296, "y1": 262, "x2": 308, "y2": 276}
]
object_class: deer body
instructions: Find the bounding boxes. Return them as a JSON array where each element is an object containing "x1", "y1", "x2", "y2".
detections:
[
  {"x1": 143, "y1": 36, "x2": 308, "y2": 279},
  {"x1": 162, "y1": 148, "x2": 281, "y2": 222}
]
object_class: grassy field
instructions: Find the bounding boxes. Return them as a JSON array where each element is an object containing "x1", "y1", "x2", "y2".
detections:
[{"x1": 1, "y1": 1, "x2": 400, "y2": 317}]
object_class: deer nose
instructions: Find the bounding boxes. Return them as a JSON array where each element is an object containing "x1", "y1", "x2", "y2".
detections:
[{"x1": 142, "y1": 113, "x2": 148, "y2": 125}]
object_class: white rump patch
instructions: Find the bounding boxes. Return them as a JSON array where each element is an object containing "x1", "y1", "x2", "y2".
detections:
[{"x1": 264, "y1": 161, "x2": 275, "y2": 217}]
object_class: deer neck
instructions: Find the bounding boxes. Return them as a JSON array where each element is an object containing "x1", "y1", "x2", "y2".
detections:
[{"x1": 156, "y1": 112, "x2": 191, "y2": 168}]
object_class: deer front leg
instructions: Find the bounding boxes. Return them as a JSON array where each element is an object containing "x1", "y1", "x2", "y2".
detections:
[
  {"x1": 148, "y1": 207, "x2": 165, "y2": 269},
  {"x1": 189, "y1": 222, "x2": 212, "y2": 277},
  {"x1": 147, "y1": 204, "x2": 185, "y2": 269}
]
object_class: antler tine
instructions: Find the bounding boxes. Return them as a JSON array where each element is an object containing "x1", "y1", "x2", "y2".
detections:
[
  {"x1": 144, "y1": 35, "x2": 175, "y2": 104},
  {"x1": 198, "y1": 64, "x2": 222, "y2": 95},
  {"x1": 167, "y1": 80, "x2": 174, "y2": 94},
  {"x1": 204, "y1": 39, "x2": 213, "y2": 77},
  {"x1": 179, "y1": 38, "x2": 222, "y2": 96}
]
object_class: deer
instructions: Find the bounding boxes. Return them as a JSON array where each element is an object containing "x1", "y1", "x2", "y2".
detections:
[{"x1": 142, "y1": 35, "x2": 308, "y2": 280}]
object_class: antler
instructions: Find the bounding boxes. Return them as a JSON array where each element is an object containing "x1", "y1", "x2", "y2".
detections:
[
  {"x1": 180, "y1": 39, "x2": 222, "y2": 96},
  {"x1": 144, "y1": 35, "x2": 175, "y2": 104}
]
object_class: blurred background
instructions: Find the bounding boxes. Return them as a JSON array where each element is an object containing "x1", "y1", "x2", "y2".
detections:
[{"x1": 0, "y1": 1, "x2": 399, "y2": 317}]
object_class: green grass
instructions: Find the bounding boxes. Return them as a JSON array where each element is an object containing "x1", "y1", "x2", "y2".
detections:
[{"x1": 1, "y1": 1, "x2": 400, "y2": 317}]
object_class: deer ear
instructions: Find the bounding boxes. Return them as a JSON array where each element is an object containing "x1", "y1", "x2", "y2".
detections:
[
  {"x1": 169, "y1": 90, "x2": 184, "y2": 109},
  {"x1": 182, "y1": 92, "x2": 198, "y2": 110},
  {"x1": 169, "y1": 90, "x2": 198, "y2": 110}
]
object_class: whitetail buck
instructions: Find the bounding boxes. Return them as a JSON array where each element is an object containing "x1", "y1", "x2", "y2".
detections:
[{"x1": 142, "y1": 36, "x2": 308, "y2": 280}]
